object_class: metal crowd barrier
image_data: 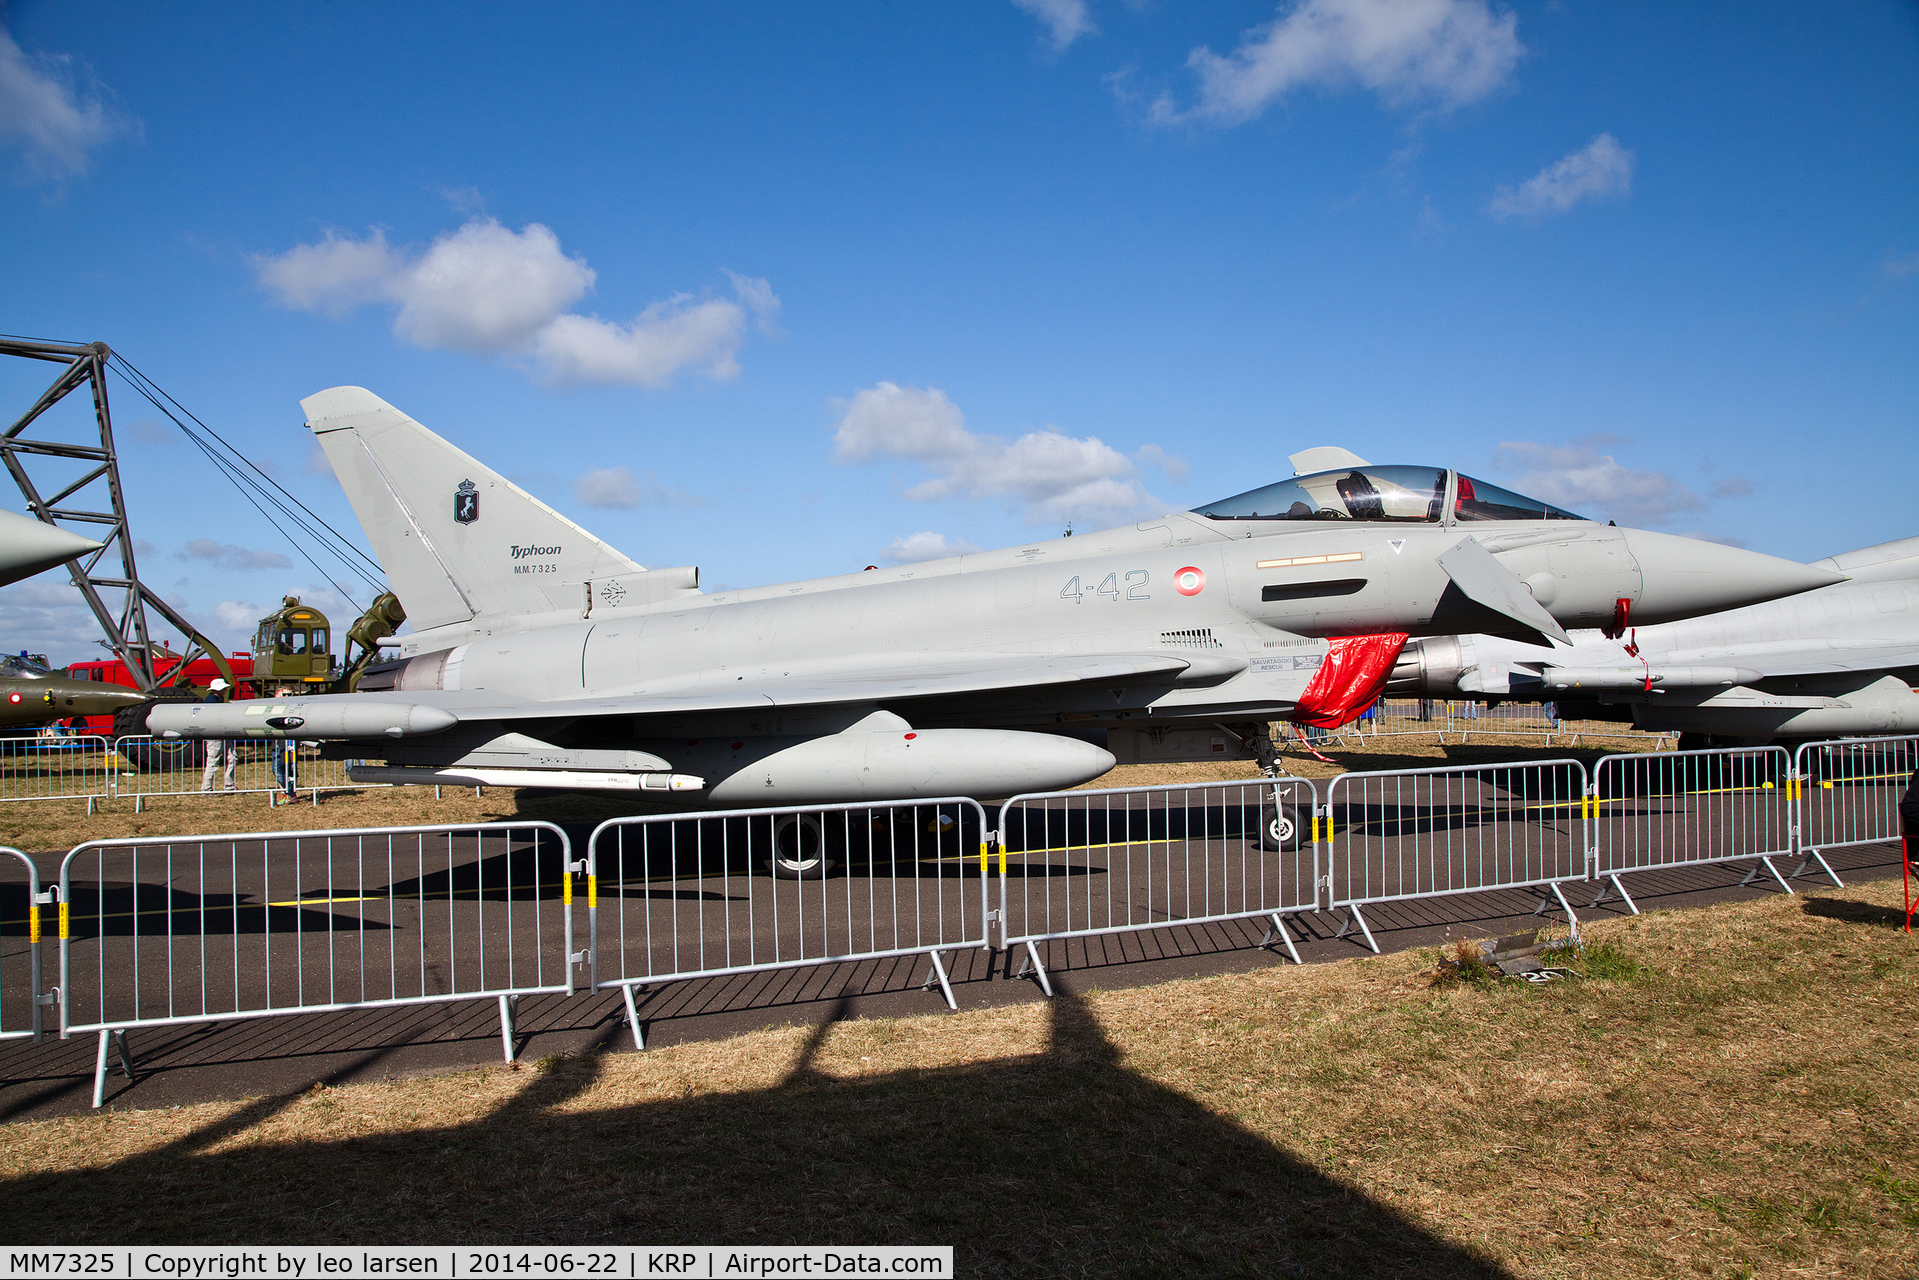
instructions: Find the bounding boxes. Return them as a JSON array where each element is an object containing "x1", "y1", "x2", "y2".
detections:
[
  {"x1": 1323, "y1": 759, "x2": 1590, "y2": 950},
  {"x1": 59, "y1": 821, "x2": 575, "y2": 1106},
  {"x1": 2, "y1": 847, "x2": 48, "y2": 1042},
  {"x1": 997, "y1": 778, "x2": 1318, "y2": 994},
  {"x1": 1586, "y1": 745, "x2": 1797, "y2": 912},
  {"x1": 0, "y1": 734, "x2": 116, "y2": 809},
  {"x1": 587, "y1": 798, "x2": 991, "y2": 1047},
  {"x1": 112, "y1": 736, "x2": 373, "y2": 808},
  {"x1": 1791, "y1": 734, "x2": 1918, "y2": 883}
]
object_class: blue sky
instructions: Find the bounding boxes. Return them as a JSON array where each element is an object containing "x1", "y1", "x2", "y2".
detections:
[{"x1": 1, "y1": 0, "x2": 1914, "y2": 662}]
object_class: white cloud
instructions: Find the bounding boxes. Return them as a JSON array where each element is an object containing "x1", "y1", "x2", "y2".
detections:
[
  {"x1": 830, "y1": 381, "x2": 1181, "y2": 527},
  {"x1": 0, "y1": 27, "x2": 132, "y2": 181},
  {"x1": 178, "y1": 539, "x2": 293, "y2": 572},
  {"x1": 884, "y1": 532, "x2": 982, "y2": 563},
  {"x1": 0, "y1": 579, "x2": 105, "y2": 664},
  {"x1": 1487, "y1": 133, "x2": 1633, "y2": 220},
  {"x1": 392, "y1": 219, "x2": 595, "y2": 352},
  {"x1": 1885, "y1": 250, "x2": 1919, "y2": 280},
  {"x1": 253, "y1": 216, "x2": 777, "y2": 388},
  {"x1": 1013, "y1": 0, "x2": 1095, "y2": 51},
  {"x1": 1135, "y1": 443, "x2": 1188, "y2": 481},
  {"x1": 253, "y1": 228, "x2": 405, "y2": 318},
  {"x1": 535, "y1": 295, "x2": 747, "y2": 388},
  {"x1": 725, "y1": 270, "x2": 783, "y2": 335},
  {"x1": 210, "y1": 600, "x2": 265, "y2": 632},
  {"x1": 304, "y1": 444, "x2": 333, "y2": 477},
  {"x1": 571, "y1": 465, "x2": 708, "y2": 510},
  {"x1": 1153, "y1": 0, "x2": 1522, "y2": 126},
  {"x1": 1491, "y1": 437, "x2": 1706, "y2": 527}
]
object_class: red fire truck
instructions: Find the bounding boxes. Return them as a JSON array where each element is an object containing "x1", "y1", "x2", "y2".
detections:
[{"x1": 64, "y1": 648, "x2": 257, "y2": 735}]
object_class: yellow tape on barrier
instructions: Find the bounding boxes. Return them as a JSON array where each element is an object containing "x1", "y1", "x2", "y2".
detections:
[
  {"x1": 28, "y1": 903, "x2": 38, "y2": 944},
  {"x1": 588, "y1": 874, "x2": 598, "y2": 910},
  {"x1": 564, "y1": 872, "x2": 573, "y2": 905},
  {"x1": 980, "y1": 841, "x2": 988, "y2": 876},
  {"x1": 59, "y1": 901, "x2": 68, "y2": 940}
]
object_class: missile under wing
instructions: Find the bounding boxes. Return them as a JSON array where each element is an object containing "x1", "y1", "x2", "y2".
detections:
[
  {"x1": 151, "y1": 388, "x2": 1844, "y2": 805},
  {"x1": 1390, "y1": 535, "x2": 1919, "y2": 742}
]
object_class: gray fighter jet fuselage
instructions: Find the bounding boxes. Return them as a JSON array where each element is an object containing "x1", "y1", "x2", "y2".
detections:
[
  {"x1": 151, "y1": 392, "x2": 1843, "y2": 806},
  {"x1": 1391, "y1": 536, "x2": 1919, "y2": 742}
]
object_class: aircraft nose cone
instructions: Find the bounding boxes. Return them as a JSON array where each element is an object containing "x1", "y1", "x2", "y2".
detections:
[{"x1": 1622, "y1": 529, "x2": 1846, "y2": 625}]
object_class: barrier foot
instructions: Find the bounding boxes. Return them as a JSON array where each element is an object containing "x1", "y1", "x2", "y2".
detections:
[
  {"x1": 1012, "y1": 940, "x2": 1055, "y2": 998},
  {"x1": 1258, "y1": 912, "x2": 1302, "y2": 964},
  {"x1": 92, "y1": 1029, "x2": 133, "y2": 1109},
  {"x1": 1740, "y1": 855, "x2": 1794, "y2": 895},
  {"x1": 1547, "y1": 883, "x2": 1581, "y2": 942},
  {"x1": 1787, "y1": 848, "x2": 1844, "y2": 889},
  {"x1": 621, "y1": 984, "x2": 646, "y2": 1051},
  {"x1": 920, "y1": 949, "x2": 958, "y2": 1011},
  {"x1": 1589, "y1": 873, "x2": 1639, "y2": 915},
  {"x1": 498, "y1": 994, "x2": 520, "y2": 1063},
  {"x1": 1334, "y1": 905, "x2": 1379, "y2": 954}
]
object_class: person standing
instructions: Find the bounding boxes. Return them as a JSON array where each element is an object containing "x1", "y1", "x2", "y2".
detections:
[
  {"x1": 269, "y1": 685, "x2": 298, "y2": 804},
  {"x1": 198, "y1": 678, "x2": 237, "y2": 793}
]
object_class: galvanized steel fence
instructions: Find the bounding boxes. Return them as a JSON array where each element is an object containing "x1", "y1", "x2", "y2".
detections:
[
  {"x1": 1792, "y1": 735, "x2": 1918, "y2": 884},
  {"x1": 1323, "y1": 759, "x2": 1590, "y2": 951},
  {"x1": 587, "y1": 799, "x2": 992, "y2": 1047},
  {"x1": 2, "y1": 847, "x2": 49, "y2": 1042},
  {"x1": 1586, "y1": 746, "x2": 1798, "y2": 912},
  {"x1": 997, "y1": 778, "x2": 1317, "y2": 994},
  {"x1": 0, "y1": 735, "x2": 384, "y2": 808},
  {"x1": 6, "y1": 736, "x2": 1911, "y2": 1105},
  {"x1": 0, "y1": 735, "x2": 116, "y2": 808},
  {"x1": 59, "y1": 821, "x2": 576, "y2": 1105}
]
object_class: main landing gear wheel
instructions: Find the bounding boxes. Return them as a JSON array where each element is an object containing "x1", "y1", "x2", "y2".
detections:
[{"x1": 765, "y1": 813, "x2": 836, "y2": 880}]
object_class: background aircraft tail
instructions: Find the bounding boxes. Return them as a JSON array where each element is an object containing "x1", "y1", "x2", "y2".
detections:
[{"x1": 303, "y1": 386, "x2": 645, "y2": 632}]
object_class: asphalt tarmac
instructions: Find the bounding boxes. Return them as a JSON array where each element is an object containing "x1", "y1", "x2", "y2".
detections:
[{"x1": 0, "y1": 774, "x2": 1907, "y2": 1122}]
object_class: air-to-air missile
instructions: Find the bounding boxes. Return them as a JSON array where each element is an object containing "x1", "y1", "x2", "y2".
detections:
[{"x1": 153, "y1": 390, "x2": 1844, "y2": 831}]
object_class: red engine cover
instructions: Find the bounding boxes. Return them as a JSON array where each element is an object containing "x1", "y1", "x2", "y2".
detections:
[{"x1": 1290, "y1": 633, "x2": 1409, "y2": 728}]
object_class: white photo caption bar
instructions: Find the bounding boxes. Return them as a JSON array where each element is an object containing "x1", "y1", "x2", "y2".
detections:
[{"x1": 10, "y1": 1248, "x2": 955, "y2": 1279}]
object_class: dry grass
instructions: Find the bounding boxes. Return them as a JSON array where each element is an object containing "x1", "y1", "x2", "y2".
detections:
[{"x1": 2, "y1": 877, "x2": 1913, "y2": 1276}]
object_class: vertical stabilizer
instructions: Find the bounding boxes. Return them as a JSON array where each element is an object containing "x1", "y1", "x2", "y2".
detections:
[{"x1": 303, "y1": 387, "x2": 644, "y2": 630}]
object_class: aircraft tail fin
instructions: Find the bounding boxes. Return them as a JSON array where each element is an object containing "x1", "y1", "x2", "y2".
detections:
[{"x1": 303, "y1": 387, "x2": 646, "y2": 630}]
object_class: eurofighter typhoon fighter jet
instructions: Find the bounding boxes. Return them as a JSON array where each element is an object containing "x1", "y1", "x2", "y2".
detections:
[
  {"x1": 152, "y1": 391, "x2": 1843, "y2": 810},
  {"x1": 1391, "y1": 535, "x2": 1919, "y2": 745}
]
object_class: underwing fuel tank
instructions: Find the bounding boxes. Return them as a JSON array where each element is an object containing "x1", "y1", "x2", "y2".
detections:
[{"x1": 688, "y1": 723, "x2": 1115, "y2": 805}]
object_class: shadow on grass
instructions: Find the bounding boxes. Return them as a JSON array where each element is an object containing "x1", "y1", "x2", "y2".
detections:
[
  {"x1": 1801, "y1": 896, "x2": 1913, "y2": 929},
  {"x1": 0, "y1": 992, "x2": 1513, "y2": 1278}
]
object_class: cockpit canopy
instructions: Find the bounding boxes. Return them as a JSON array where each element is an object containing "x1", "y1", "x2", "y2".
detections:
[{"x1": 1194, "y1": 465, "x2": 1586, "y2": 524}]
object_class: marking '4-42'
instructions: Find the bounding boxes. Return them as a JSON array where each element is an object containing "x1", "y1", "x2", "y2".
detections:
[{"x1": 1060, "y1": 570, "x2": 1152, "y2": 602}]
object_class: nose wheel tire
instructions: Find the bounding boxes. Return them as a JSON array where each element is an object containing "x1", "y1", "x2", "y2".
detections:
[
  {"x1": 1260, "y1": 801, "x2": 1303, "y2": 853},
  {"x1": 766, "y1": 813, "x2": 836, "y2": 880}
]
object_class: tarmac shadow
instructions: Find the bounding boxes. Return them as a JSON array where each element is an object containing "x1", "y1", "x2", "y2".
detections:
[{"x1": 0, "y1": 991, "x2": 1515, "y2": 1277}]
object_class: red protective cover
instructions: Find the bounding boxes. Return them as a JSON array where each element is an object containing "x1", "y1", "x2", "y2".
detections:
[{"x1": 1290, "y1": 633, "x2": 1409, "y2": 728}]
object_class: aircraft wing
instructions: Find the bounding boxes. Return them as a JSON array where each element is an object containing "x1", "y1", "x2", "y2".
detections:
[
  {"x1": 153, "y1": 651, "x2": 1235, "y2": 738},
  {"x1": 1660, "y1": 638, "x2": 1919, "y2": 680}
]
